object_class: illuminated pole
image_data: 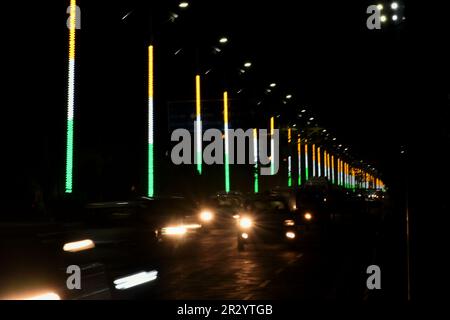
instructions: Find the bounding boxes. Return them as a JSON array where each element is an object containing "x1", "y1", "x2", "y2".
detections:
[
  {"x1": 346, "y1": 163, "x2": 349, "y2": 188},
  {"x1": 304, "y1": 142, "x2": 309, "y2": 181},
  {"x1": 312, "y1": 144, "x2": 316, "y2": 177},
  {"x1": 195, "y1": 75, "x2": 202, "y2": 175},
  {"x1": 317, "y1": 147, "x2": 321, "y2": 177},
  {"x1": 324, "y1": 151, "x2": 327, "y2": 178},
  {"x1": 297, "y1": 135, "x2": 302, "y2": 186},
  {"x1": 253, "y1": 128, "x2": 258, "y2": 193},
  {"x1": 65, "y1": 0, "x2": 77, "y2": 194},
  {"x1": 270, "y1": 117, "x2": 275, "y2": 176},
  {"x1": 147, "y1": 45, "x2": 155, "y2": 197},
  {"x1": 327, "y1": 153, "x2": 333, "y2": 181},
  {"x1": 331, "y1": 155, "x2": 335, "y2": 184},
  {"x1": 287, "y1": 128, "x2": 292, "y2": 187},
  {"x1": 338, "y1": 159, "x2": 341, "y2": 186},
  {"x1": 224, "y1": 91, "x2": 230, "y2": 193}
]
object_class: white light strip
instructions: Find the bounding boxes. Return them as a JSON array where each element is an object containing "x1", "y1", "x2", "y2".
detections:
[
  {"x1": 67, "y1": 59, "x2": 75, "y2": 120},
  {"x1": 253, "y1": 131, "x2": 258, "y2": 164},
  {"x1": 114, "y1": 271, "x2": 158, "y2": 290},
  {"x1": 196, "y1": 118, "x2": 202, "y2": 157},
  {"x1": 148, "y1": 97, "x2": 154, "y2": 144}
]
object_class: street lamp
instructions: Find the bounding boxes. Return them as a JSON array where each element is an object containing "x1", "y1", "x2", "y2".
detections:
[
  {"x1": 219, "y1": 37, "x2": 228, "y2": 44},
  {"x1": 391, "y1": 2, "x2": 399, "y2": 10},
  {"x1": 244, "y1": 61, "x2": 252, "y2": 68}
]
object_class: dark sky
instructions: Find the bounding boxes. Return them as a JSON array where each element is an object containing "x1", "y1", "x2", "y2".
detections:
[{"x1": 3, "y1": 0, "x2": 413, "y2": 199}]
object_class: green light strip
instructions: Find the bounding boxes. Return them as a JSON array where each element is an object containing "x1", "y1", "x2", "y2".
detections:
[
  {"x1": 225, "y1": 153, "x2": 230, "y2": 193},
  {"x1": 65, "y1": 119, "x2": 74, "y2": 193},
  {"x1": 288, "y1": 156, "x2": 292, "y2": 187},
  {"x1": 148, "y1": 143, "x2": 154, "y2": 197}
]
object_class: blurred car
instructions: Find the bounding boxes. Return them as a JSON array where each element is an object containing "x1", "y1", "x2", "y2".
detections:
[
  {"x1": 235, "y1": 195, "x2": 300, "y2": 250},
  {"x1": 205, "y1": 193, "x2": 245, "y2": 226},
  {"x1": 84, "y1": 196, "x2": 206, "y2": 247},
  {"x1": 0, "y1": 212, "x2": 111, "y2": 300}
]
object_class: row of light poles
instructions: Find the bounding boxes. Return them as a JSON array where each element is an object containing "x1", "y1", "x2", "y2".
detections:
[{"x1": 64, "y1": 0, "x2": 385, "y2": 197}]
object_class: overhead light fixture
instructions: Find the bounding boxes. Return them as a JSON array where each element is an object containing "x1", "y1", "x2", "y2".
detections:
[{"x1": 219, "y1": 37, "x2": 228, "y2": 44}]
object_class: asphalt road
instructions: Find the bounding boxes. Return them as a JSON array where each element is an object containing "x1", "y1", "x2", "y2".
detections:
[
  {"x1": 85, "y1": 220, "x2": 380, "y2": 300},
  {"x1": 2, "y1": 202, "x2": 401, "y2": 300}
]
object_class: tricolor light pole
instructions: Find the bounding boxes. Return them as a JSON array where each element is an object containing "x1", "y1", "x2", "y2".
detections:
[
  {"x1": 312, "y1": 144, "x2": 316, "y2": 177},
  {"x1": 287, "y1": 128, "x2": 292, "y2": 187},
  {"x1": 297, "y1": 135, "x2": 302, "y2": 186},
  {"x1": 195, "y1": 75, "x2": 202, "y2": 175},
  {"x1": 317, "y1": 147, "x2": 321, "y2": 177},
  {"x1": 331, "y1": 155, "x2": 335, "y2": 184},
  {"x1": 253, "y1": 128, "x2": 259, "y2": 193},
  {"x1": 327, "y1": 152, "x2": 331, "y2": 179},
  {"x1": 148, "y1": 45, "x2": 155, "y2": 197},
  {"x1": 270, "y1": 117, "x2": 275, "y2": 176},
  {"x1": 304, "y1": 142, "x2": 309, "y2": 181},
  {"x1": 65, "y1": 0, "x2": 77, "y2": 194},
  {"x1": 223, "y1": 91, "x2": 230, "y2": 193}
]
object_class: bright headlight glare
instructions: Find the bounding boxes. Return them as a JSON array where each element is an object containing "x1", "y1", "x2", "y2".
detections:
[
  {"x1": 239, "y1": 217, "x2": 253, "y2": 229},
  {"x1": 284, "y1": 219, "x2": 295, "y2": 226},
  {"x1": 200, "y1": 210, "x2": 214, "y2": 222},
  {"x1": 63, "y1": 239, "x2": 95, "y2": 252},
  {"x1": 6, "y1": 291, "x2": 61, "y2": 300},
  {"x1": 161, "y1": 226, "x2": 187, "y2": 235},
  {"x1": 286, "y1": 231, "x2": 296, "y2": 239}
]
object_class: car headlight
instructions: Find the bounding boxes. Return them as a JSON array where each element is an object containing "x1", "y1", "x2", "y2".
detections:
[
  {"x1": 304, "y1": 213, "x2": 313, "y2": 221},
  {"x1": 239, "y1": 217, "x2": 253, "y2": 229},
  {"x1": 63, "y1": 239, "x2": 95, "y2": 252},
  {"x1": 284, "y1": 219, "x2": 295, "y2": 226},
  {"x1": 199, "y1": 210, "x2": 214, "y2": 222},
  {"x1": 4, "y1": 291, "x2": 61, "y2": 300},
  {"x1": 286, "y1": 231, "x2": 296, "y2": 239},
  {"x1": 161, "y1": 226, "x2": 187, "y2": 236}
]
